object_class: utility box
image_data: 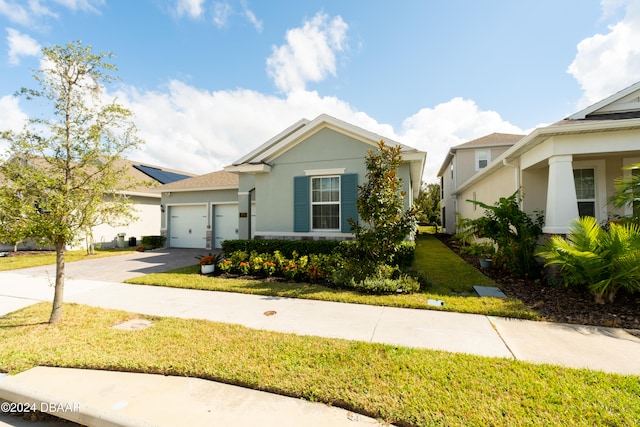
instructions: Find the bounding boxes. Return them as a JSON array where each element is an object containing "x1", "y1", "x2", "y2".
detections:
[{"x1": 117, "y1": 233, "x2": 126, "y2": 248}]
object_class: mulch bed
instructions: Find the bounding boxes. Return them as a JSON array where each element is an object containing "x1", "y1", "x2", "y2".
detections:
[{"x1": 436, "y1": 234, "x2": 640, "y2": 331}]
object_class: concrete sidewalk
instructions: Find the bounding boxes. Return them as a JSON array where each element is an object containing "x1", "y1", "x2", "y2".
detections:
[{"x1": 1, "y1": 264, "x2": 639, "y2": 426}]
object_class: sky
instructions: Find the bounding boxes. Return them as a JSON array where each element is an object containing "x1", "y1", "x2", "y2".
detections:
[{"x1": 1, "y1": 0, "x2": 640, "y2": 183}]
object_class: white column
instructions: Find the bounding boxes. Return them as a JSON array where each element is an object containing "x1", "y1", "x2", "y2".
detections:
[{"x1": 543, "y1": 155, "x2": 579, "y2": 234}]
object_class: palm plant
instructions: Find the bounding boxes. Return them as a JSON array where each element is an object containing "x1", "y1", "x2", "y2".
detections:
[{"x1": 537, "y1": 216, "x2": 640, "y2": 303}]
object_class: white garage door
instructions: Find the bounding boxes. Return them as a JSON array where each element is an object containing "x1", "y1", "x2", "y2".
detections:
[
  {"x1": 214, "y1": 204, "x2": 238, "y2": 249},
  {"x1": 169, "y1": 205, "x2": 208, "y2": 248}
]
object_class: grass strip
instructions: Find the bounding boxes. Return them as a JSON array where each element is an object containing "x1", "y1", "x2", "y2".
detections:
[
  {"x1": 126, "y1": 235, "x2": 538, "y2": 320},
  {"x1": 0, "y1": 248, "x2": 136, "y2": 272},
  {"x1": 0, "y1": 303, "x2": 637, "y2": 427}
]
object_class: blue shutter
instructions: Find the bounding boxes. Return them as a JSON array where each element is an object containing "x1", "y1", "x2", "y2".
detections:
[
  {"x1": 341, "y1": 173, "x2": 358, "y2": 232},
  {"x1": 293, "y1": 176, "x2": 310, "y2": 232}
]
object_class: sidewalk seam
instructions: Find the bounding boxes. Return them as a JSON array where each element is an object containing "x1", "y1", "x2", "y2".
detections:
[
  {"x1": 369, "y1": 307, "x2": 386, "y2": 343},
  {"x1": 487, "y1": 316, "x2": 516, "y2": 360}
]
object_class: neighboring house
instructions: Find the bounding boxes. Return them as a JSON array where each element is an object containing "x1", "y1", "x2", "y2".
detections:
[
  {"x1": 158, "y1": 114, "x2": 426, "y2": 249},
  {"x1": 438, "y1": 133, "x2": 525, "y2": 233},
  {"x1": 439, "y1": 81, "x2": 640, "y2": 235},
  {"x1": 0, "y1": 159, "x2": 194, "y2": 251},
  {"x1": 156, "y1": 170, "x2": 240, "y2": 249}
]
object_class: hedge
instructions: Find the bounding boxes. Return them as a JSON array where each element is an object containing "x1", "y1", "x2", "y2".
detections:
[{"x1": 221, "y1": 239, "x2": 342, "y2": 257}]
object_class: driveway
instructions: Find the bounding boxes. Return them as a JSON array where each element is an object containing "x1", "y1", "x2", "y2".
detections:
[{"x1": 8, "y1": 248, "x2": 210, "y2": 282}]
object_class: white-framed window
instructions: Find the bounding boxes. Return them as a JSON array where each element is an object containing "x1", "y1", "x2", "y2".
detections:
[
  {"x1": 476, "y1": 149, "x2": 490, "y2": 171},
  {"x1": 572, "y1": 159, "x2": 606, "y2": 222},
  {"x1": 574, "y1": 168, "x2": 596, "y2": 217},
  {"x1": 311, "y1": 176, "x2": 340, "y2": 230},
  {"x1": 623, "y1": 158, "x2": 640, "y2": 217}
]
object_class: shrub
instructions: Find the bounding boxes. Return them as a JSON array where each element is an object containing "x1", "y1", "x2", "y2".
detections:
[
  {"x1": 464, "y1": 191, "x2": 544, "y2": 277},
  {"x1": 537, "y1": 216, "x2": 640, "y2": 303},
  {"x1": 221, "y1": 239, "x2": 340, "y2": 257},
  {"x1": 141, "y1": 235, "x2": 166, "y2": 250}
]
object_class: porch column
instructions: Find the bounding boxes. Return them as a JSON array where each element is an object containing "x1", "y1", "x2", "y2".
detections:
[
  {"x1": 543, "y1": 155, "x2": 579, "y2": 234},
  {"x1": 237, "y1": 191, "x2": 251, "y2": 240}
]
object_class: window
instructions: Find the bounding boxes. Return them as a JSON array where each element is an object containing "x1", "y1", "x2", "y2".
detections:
[
  {"x1": 311, "y1": 176, "x2": 340, "y2": 230},
  {"x1": 476, "y1": 149, "x2": 490, "y2": 171},
  {"x1": 574, "y1": 168, "x2": 595, "y2": 217}
]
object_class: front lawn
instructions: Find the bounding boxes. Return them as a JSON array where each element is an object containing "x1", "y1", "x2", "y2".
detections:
[
  {"x1": 0, "y1": 303, "x2": 637, "y2": 427},
  {"x1": 126, "y1": 235, "x2": 539, "y2": 319},
  {"x1": 0, "y1": 248, "x2": 136, "y2": 272}
]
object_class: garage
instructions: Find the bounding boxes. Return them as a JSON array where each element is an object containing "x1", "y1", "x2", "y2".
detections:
[
  {"x1": 168, "y1": 205, "x2": 208, "y2": 248},
  {"x1": 214, "y1": 204, "x2": 238, "y2": 249}
]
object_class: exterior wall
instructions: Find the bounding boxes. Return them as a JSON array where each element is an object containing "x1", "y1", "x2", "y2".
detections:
[
  {"x1": 456, "y1": 165, "x2": 518, "y2": 226},
  {"x1": 254, "y1": 128, "x2": 371, "y2": 238},
  {"x1": 1, "y1": 194, "x2": 160, "y2": 251},
  {"x1": 160, "y1": 189, "x2": 238, "y2": 249},
  {"x1": 88, "y1": 195, "x2": 161, "y2": 250},
  {"x1": 454, "y1": 146, "x2": 511, "y2": 186},
  {"x1": 251, "y1": 128, "x2": 415, "y2": 239},
  {"x1": 440, "y1": 158, "x2": 456, "y2": 233}
]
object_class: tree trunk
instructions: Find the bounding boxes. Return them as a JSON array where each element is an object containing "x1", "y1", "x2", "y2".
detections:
[{"x1": 49, "y1": 238, "x2": 66, "y2": 323}]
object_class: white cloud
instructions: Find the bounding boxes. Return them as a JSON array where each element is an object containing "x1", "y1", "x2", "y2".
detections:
[
  {"x1": 116, "y1": 81, "x2": 394, "y2": 175},
  {"x1": 6, "y1": 28, "x2": 41, "y2": 65},
  {"x1": 0, "y1": 95, "x2": 28, "y2": 152},
  {"x1": 399, "y1": 98, "x2": 525, "y2": 183},
  {"x1": 568, "y1": 0, "x2": 640, "y2": 108},
  {"x1": 241, "y1": 1, "x2": 262, "y2": 32},
  {"x1": 266, "y1": 12, "x2": 348, "y2": 93},
  {"x1": 0, "y1": 0, "x2": 57, "y2": 26},
  {"x1": 175, "y1": 0, "x2": 205, "y2": 18},
  {"x1": 51, "y1": 0, "x2": 104, "y2": 13},
  {"x1": 213, "y1": 2, "x2": 232, "y2": 27}
]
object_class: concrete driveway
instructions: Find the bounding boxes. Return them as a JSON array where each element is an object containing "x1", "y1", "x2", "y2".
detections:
[{"x1": 7, "y1": 248, "x2": 211, "y2": 282}]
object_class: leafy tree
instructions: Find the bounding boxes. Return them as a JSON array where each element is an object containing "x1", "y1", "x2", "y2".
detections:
[
  {"x1": 0, "y1": 187, "x2": 34, "y2": 251},
  {"x1": 0, "y1": 41, "x2": 143, "y2": 323},
  {"x1": 609, "y1": 163, "x2": 640, "y2": 224},
  {"x1": 414, "y1": 182, "x2": 441, "y2": 230},
  {"x1": 536, "y1": 216, "x2": 640, "y2": 303},
  {"x1": 349, "y1": 140, "x2": 417, "y2": 266},
  {"x1": 464, "y1": 191, "x2": 544, "y2": 277}
]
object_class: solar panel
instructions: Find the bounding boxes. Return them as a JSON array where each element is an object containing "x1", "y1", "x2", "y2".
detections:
[{"x1": 133, "y1": 165, "x2": 192, "y2": 184}]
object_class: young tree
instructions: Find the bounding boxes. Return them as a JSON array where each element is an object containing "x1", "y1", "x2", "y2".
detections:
[
  {"x1": 414, "y1": 182, "x2": 441, "y2": 230},
  {"x1": 349, "y1": 140, "x2": 417, "y2": 266},
  {"x1": 0, "y1": 41, "x2": 143, "y2": 323}
]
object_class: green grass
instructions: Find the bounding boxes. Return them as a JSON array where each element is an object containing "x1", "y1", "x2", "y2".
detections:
[
  {"x1": 126, "y1": 235, "x2": 538, "y2": 319},
  {"x1": 0, "y1": 248, "x2": 136, "y2": 271},
  {"x1": 0, "y1": 303, "x2": 637, "y2": 426}
]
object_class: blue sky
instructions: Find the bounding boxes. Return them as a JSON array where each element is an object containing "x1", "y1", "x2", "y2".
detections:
[{"x1": 1, "y1": 0, "x2": 640, "y2": 182}]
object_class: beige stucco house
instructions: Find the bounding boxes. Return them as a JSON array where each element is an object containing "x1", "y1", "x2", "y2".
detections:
[
  {"x1": 438, "y1": 133, "x2": 525, "y2": 233},
  {"x1": 439, "y1": 81, "x2": 640, "y2": 235}
]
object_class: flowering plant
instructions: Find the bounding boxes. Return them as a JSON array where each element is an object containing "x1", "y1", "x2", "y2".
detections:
[{"x1": 197, "y1": 253, "x2": 222, "y2": 265}]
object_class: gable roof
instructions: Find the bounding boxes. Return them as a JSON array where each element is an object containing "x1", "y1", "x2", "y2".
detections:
[
  {"x1": 437, "y1": 133, "x2": 524, "y2": 178},
  {"x1": 113, "y1": 159, "x2": 196, "y2": 196},
  {"x1": 452, "y1": 132, "x2": 525, "y2": 149},
  {"x1": 155, "y1": 170, "x2": 238, "y2": 192},
  {"x1": 132, "y1": 164, "x2": 193, "y2": 184},
  {"x1": 567, "y1": 81, "x2": 640, "y2": 120},
  {"x1": 224, "y1": 114, "x2": 426, "y2": 196},
  {"x1": 225, "y1": 113, "x2": 425, "y2": 172}
]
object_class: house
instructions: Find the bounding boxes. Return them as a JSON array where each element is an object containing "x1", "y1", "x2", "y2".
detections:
[
  {"x1": 158, "y1": 114, "x2": 426, "y2": 249},
  {"x1": 439, "y1": 81, "x2": 640, "y2": 235},
  {"x1": 0, "y1": 158, "x2": 194, "y2": 251},
  {"x1": 86, "y1": 159, "x2": 195, "y2": 249},
  {"x1": 156, "y1": 170, "x2": 240, "y2": 249},
  {"x1": 438, "y1": 132, "x2": 525, "y2": 233}
]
